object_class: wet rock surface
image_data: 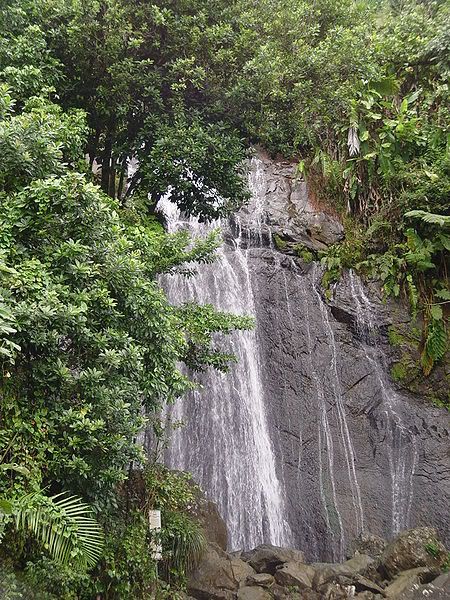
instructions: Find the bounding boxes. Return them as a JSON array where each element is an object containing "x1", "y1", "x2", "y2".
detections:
[
  {"x1": 236, "y1": 148, "x2": 344, "y2": 251},
  {"x1": 251, "y1": 248, "x2": 450, "y2": 559},
  {"x1": 240, "y1": 545, "x2": 305, "y2": 575},
  {"x1": 187, "y1": 529, "x2": 449, "y2": 600},
  {"x1": 161, "y1": 149, "x2": 450, "y2": 562}
]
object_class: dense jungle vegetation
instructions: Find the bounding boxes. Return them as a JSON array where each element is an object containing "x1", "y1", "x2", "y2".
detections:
[{"x1": 0, "y1": 0, "x2": 448, "y2": 597}]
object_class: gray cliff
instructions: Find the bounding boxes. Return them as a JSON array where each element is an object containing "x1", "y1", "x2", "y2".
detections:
[{"x1": 159, "y1": 149, "x2": 449, "y2": 562}]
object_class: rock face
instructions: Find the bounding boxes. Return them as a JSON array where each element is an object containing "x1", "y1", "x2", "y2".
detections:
[
  {"x1": 235, "y1": 148, "x2": 344, "y2": 251},
  {"x1": 160, "y1": 148, "x2": 450, "y2": 561},
  {"x1": 189, "y1": 481, "x2": 229, "y2": 550}
]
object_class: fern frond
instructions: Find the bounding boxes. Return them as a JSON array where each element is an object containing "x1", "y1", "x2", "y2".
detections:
[
  {"x1": 421, "y1": 315, "x2": 448, "y2": 375},
  {"x1": 405, "y1": 210, "x2": 450, "y2": 228}
]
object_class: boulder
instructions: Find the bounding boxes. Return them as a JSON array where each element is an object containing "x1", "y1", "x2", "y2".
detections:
[
  {"x1": 379, "y1": 528, "x2": 448, "y2": 579},
  {"x1": 274, "y1": 562, "x2": 315, "y2": 589},
  {"x1": 384, "y1": 567, "x2": 437, "y2": 598},
  {"x1": 231, "y1": 556, "x2": 256, "y2": 584},
  {"x1": 237, "y1": 587, "x2": 272, "y2": 600},
  {"x1": 240, "y1": 544, "x2": 305, "y2": 574},
  {"x1": 245, "y1": 573, "x2": 275, "y2": 588},
  {"x1": 347, "y1": 533, "x2": 387, "y2": 560},
  {"x1": 317, "y1": 581, "x2": 356, "y2": 599},
  {"x1": 313, "y1": 554, "x2": 374, "y2": 588},
  {"x1": 400, "y1": 572, "x2": 450, "y2": 599},
  {"x1": 432, "y1": 572, "x2": 450, "y2": 591},
  {"x1": 272, "y1": 584, "x2": 320, "y2": 600},
  {"x1": 353, "y1": 574, "x2": 386, "y2": 596},
  {"x1": 188, "y1": 542, "x2": 254, "y2": 600}
]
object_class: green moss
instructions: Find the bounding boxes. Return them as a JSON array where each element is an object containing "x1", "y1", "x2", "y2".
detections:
[
  {"x1": 388, "y1": 324, "x2": 421, "y2": 349},
  {"x1": 443, "y1": 553, "x2": 450, "y2": 572},
  {"x1": 425, "y1": 541, "x2": 441, "y2": 557},
  {"x1": 294, "y1": 244, "x2": 315, "y2": 263},
  {"x1": 430, "y1": 395, "x2": 450, "y2": 411},
  {"x1": 273, "y1": 234, "x2": 287, "y2": 250},
  {"x1": 388, "y1": 326, "x2": 404, "y2": 346},
  {"x1": 391, "y1": 361, "x2": 408, "y2": 381}
]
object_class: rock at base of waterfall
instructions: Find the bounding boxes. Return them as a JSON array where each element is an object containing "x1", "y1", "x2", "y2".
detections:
[
  {"x1": 185, "y1": 528, "x2": 448, "y2": 600},
  {"x1": 312, "y1": 554, "x2": 374, "y2": 588},
  {"x1": 188, "y1": 542, "x2": 254, "y2": 599},
  {"x1": 187, "y1": 480, "x2": 229, "y2": 550},
  {"x1": 379, "y1": 527, "x2": 448, "y2": 579},
  {"x1": 237, "y1": 586, "x2": 272, "y2": 600},
  {"x1": 245, "y1": 573, "x2": 275, "y2": 588},
  {"x1": 272, "y1": 585, "x2": 320, "y2": 600},
  {"x1": 274, "y1": 562, "x2": 315, "y2": 589},
  {"x1": 353, "y1": 574, "x2": 386, "y2": 595},
  {"x1": 240, "y1": 544, "x2": 305, "y2": 574},
  {"x1": 384, "y1": 566, "x2": 438, "y2": 597},
  {"x1": 399, "y1": 572, "x2": 450, "y2": 599},
  {"x1": 347, "y1": 533, "x2": 387, "y2": 560}
]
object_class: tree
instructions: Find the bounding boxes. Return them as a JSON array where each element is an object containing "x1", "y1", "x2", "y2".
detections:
[{"x1": 0, "y1": 85, "x2": 251, "y2": 596}]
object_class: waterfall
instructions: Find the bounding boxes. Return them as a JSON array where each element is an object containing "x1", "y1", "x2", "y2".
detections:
[
  {"x1": 348, "y1": 271, "x2": 418, "y2": 533},
  {"x1": 151, "y1": 152, "x2": 448, "y2": 560},
  {"x1": 160, "y1": 169, "x2": 291, "y2": 550}
]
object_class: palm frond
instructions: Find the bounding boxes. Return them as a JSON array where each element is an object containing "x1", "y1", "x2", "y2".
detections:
[{"x1": 13, "y1": 492, "x2": 104, "y2": 569}]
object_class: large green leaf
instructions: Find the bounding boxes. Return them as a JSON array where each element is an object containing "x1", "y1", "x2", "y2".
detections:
[
  {"x1": 405, "y1": 210, "x2": 450, "y2": 228},
  {"x1": 12, "y1": 492, "x2": 104, "y2": 569}
]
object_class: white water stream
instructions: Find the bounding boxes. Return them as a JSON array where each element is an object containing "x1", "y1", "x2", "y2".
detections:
[
  {"x1": 349, "y1": 271, "x2": 418, "y2": 533},
  {"x1": 160, "y1": 160, "x2": 291, "y2": 549}
]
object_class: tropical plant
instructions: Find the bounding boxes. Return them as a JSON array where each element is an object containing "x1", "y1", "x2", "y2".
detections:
[
  {"x1": 0, "y1": 492, "x2": 103, "y2": 569},
  {"x1": 161, "y1": 511, "x2": 206, "y2": 585}
]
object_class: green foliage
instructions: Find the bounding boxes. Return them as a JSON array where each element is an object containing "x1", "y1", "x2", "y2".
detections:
[
  {"x1": 0, "y1": 492, "x2": 103, "y2": 570},
  {"x1": 92, "y1": 511, "x2": 159, "y2": 600},
  {"x1": 425, "y1": 541, "x2": 441, "y2": 558},
  {"x1": 161, "y1": 511, "x2": 206, "y2": 586},
  {"x1": 319, "y1": 218, "x2": 365, "y2": 289},
  {"x1": 1, "y1": 0, "x2": 449, "y2": 594},
  {"x1": 38, "y1": 0, "x2": 250, "y2": 215},
  {"x1": 421, "y1": 304, "x2": 448, "y2": 376},
  {"x1": 145, "y1": 465, "x2": 196, "y2": 513},
  {"x1": 0, "y1": 54, "x2": 252, "y2": 597},
  {"x1": 178, "y1": 303, "x2": 253, "y2": 372},
  {"x1": 294, "y1": 245, "x2": 316, "y2": 264},
  {"x1": 405, "y1": 211, "x2": 450, "y2": 228},
  {"x1": 138, "y1": 118, "x2": 249, "y2": 220}
]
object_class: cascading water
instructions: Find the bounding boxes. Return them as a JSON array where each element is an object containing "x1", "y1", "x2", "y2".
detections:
[
  {"x1": 160, "y1": 162, "x2": 291, "y2": 550},
  {"x1": 153, "y1": 151, "x2": 449, "y2": 559},
  {"x1": 348, "y1": 271, "x2": 418, "y2": 534}
]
